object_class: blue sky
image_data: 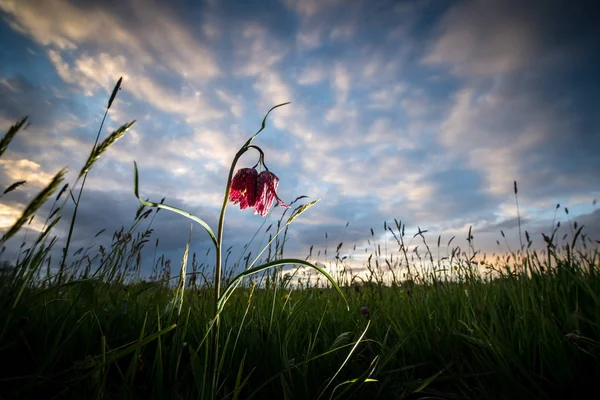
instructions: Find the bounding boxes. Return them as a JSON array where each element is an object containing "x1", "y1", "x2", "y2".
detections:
[{"x1": 1, "y1": 0, "x2": 599, "y2": 280}]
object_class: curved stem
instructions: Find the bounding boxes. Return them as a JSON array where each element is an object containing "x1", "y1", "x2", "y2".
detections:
[
  {"x1": 248, "y1": 145, "x2": 266, "y2": 170},
  {"x1": 215, "y1": 144, "x2": 264, "y2": 300},
  {"x1": 215, "y1": 149, "x2": 244, "y2": 307},
  {"x1": 211, "y1": 143, "x2": 261, "y2": 396}
]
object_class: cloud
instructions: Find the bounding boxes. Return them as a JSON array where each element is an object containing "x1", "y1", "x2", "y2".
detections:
[
  {"x1": 46, "y1": 49, "x2": 225, "y2": 124},
  {"x1": 367, "y1": 84, "x2": 406, "y2": 110},
  {"x1": 574, "y1": 208, "x2": 600, "y2": 243},
  {"x1": 400, "y1": 90, "x2": 430, "y2": 118},
  {"x1": 0, "y1": 159, "x2": 55, "y2": 188},
  {"x1": 0, "y1": 75, "x2": 77, "y2": 127},
  {"x1": 423, "y1": 0, "x2": 599, "y2": 77},
  {"x1": 296, "y1": 29, "x2": 322, "y2": 51},
  {"x1": 331, "y1": 63, "x2": 350, "y2": 102},
  {"x1": 440, "y1": 81, "x2": 600, "y2": 201},
  {"x1": 296, "y1": 63, "x2": 326, "y2": 85},
  {"x1": 235, "y1": 24, "x2": 288, "y2": 76},
  {"x1": 330, "y1": 25, "x2": 354, "y2": 41},
  {"x1": 424, "y1": 0, "x2": 600, "y2": 206},
  {"x1": 0, "y1": 115, "x2": 12, "y2": 132},
  {"x1": 215, "y1": 89, "x2": 244, "y2": 118},
  {"x1": 0, "y1": 0, "x2": 220, "y2": 80},
  {"x1": 477, "y1": 217, "x2": 529, "y2": 234},
  {"x1": 423, "y1": 1, "x2": 536, "y2": 76},
  {"x1": 282, "y1": 0, "x2": 342, "y2": 18},
  {"x1": 1, "y1": 0, "x2": 226, "y2": 126},
  {"x1": 325, "y1": 63, "x2": 355, "y2": 122},
  {"x1": 231, "y1": 22, "x2": 306, "y2": 133}
]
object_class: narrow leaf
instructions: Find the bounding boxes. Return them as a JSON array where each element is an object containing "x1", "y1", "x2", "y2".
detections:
[
  {"x1": 1, "y1": 167, "x2": 67, "y2": 245},
  {"x1": 133, "y1": 161, "x2": 217, "y2": 248},
  {"x1": 218, "y1": 258, "x2": 348, "y2": 314},
  {"x1": 241, "y1": 102, "x2": 290, "y2": 149}
]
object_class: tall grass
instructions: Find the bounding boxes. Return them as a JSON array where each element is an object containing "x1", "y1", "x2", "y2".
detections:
[{"x1": 0, "y1": 87, "x2": 598, "y2": 399}]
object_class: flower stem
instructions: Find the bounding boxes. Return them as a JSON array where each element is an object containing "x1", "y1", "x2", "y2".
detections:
[
  {"x1": 211, "y1": 145, "x2": 250, "y2": 397},
  {"x1": 59, "y1": 106, "x2": 108, "y2": 282}
]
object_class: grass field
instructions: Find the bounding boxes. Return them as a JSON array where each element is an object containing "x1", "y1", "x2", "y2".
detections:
[{"x1": 1, "y1": 92, "x2": 598, "y2": 399}]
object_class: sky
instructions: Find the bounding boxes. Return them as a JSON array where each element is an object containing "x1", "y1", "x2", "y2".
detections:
[{"x1": 0, "y1": 0, "x2": 599, "y2": 282}]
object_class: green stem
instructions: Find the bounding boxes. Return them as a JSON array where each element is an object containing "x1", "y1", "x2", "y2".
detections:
[
  {"x1": 59, "y1": 107, "x2": 109, "y2": 282},
  {"x1": 208, "y1": 102, "x2": 287, "y2": 397},
  {"x1": 211, "y1": 145, "x2": 252, "y2": 397}
]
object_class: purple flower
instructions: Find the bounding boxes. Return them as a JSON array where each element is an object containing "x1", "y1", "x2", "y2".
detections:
[
  {"x1": 360, "y1": 306, "x2": 370, "y2": 320},
  {"x1": 229, "y1": 168, "x2": 259, "y2": 210},
  {"x1": 253, "y1": 171, "x2": 289, "y2": 216},
  {"x1": 229, "y1": 168, "x2": 290, "y2": 217}
]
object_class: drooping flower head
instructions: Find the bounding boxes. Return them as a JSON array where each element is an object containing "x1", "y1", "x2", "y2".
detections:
[
  {"x1": 229, "y1": 168, "x2": 290, "y2": 217},
  {"x1": 253, "y1": 171, "x2": 290, "y2": 216},
  {"x1": 229, "y1": 168, "x2": 258, "y2": 210}
]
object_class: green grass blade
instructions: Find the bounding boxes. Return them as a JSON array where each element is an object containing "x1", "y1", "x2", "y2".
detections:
[
  {"x1": 246, "y1": 341, "x2": 375, "y2": 399},
  {"x1": 232, "y1": 352, "x2": 252, "y2": 400},
  {"x1": 332, "y1": 355, "x2": 380, "y2": 400},
  {"x1": 133, "y1": 161, "x2": 218, "y2": 248},
  {"x1": 241, "y1": 102, "x2": 290, "y2": 149},
  {"x1": 85, "y1": 321, "x2": 176, "y2": 369},
  {"x1": 218, "y1": 258, "x2": 349, "y2": 314},
  {"x1": 1, "y1": 167, "x2": 67, "y2": 245},
  {"x1": 317, "y1": 320, "x2": 371, "y2": 400},
  {"x1": 126, "y1": 312, "x2": 148, "y2": 385},
  {"x1": 412, "y1": 369, "x2": 444, "y2": 393},
  {"x1": 154, "y1": 307, "x2": 164, "y2": 394},
  {"x1": 331, "y1": 378, "x2": 378, "y2": 400}
]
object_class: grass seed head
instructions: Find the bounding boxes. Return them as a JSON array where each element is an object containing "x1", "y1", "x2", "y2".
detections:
[{"x1": 78, "y1": 120, "x2": 135, "y2": 179}]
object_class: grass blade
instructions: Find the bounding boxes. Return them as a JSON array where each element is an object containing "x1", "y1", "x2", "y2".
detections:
[
  {"x1": 1, "y1": 167, "x2": 67, "y2": 245},
  {"x1": 241, "y1": 102, "x2": 290, "y2": 149},
  {"x1": 133, "y1": 161, "x2": 218, "y2": 247},
  {"x1": 218, "y1": 258, "x2": 349, "y2": 314}
]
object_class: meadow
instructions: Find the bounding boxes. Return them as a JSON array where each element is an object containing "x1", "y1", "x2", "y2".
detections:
[{"x1": 0, "y1": 83, "x2": 598, "y2": 399}]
